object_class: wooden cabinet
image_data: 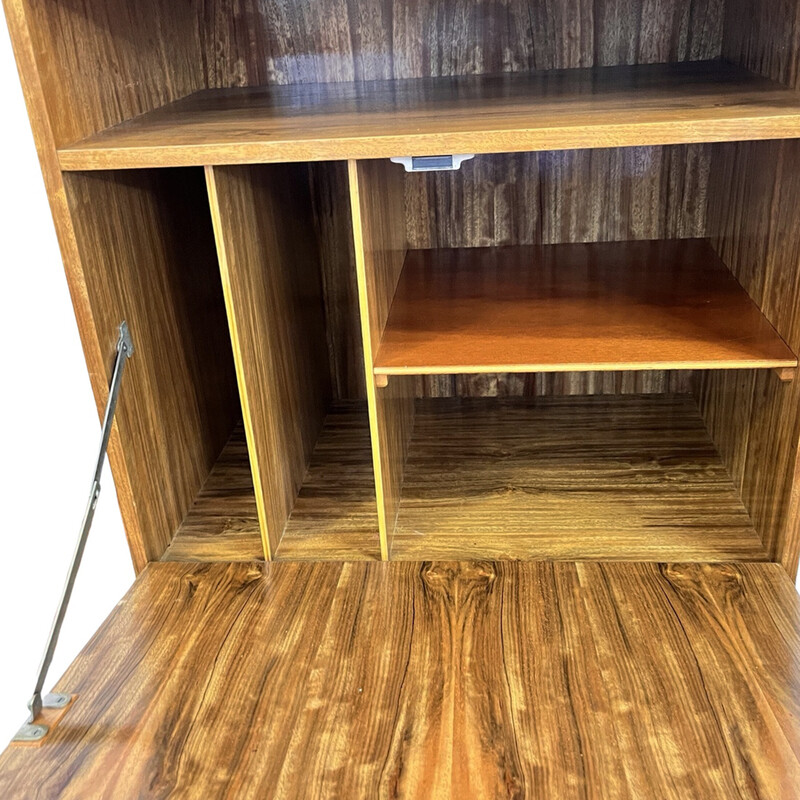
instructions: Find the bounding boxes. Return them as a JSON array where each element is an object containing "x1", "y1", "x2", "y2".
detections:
[{"x1": 3, "y1": 0, "x2": 800, "y2": 795}]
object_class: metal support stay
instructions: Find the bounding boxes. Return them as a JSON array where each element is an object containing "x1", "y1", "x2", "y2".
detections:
[{"x1": 12, "y1": 322, "x2": 134, "y2": 744}]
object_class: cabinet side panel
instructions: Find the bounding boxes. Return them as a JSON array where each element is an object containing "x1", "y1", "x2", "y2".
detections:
[
  {"x1": 309, "y1": 162, "x2": 366, "y2": 401},
  {"x1": 3, "y1": 0, "x2": 151, "y2": 569},
  {"x1": 723, "y1": 0, "x2": 800, "y2": 90},
  {"x1": 206, "y1": 165, "x2": 331, "y2": 559},
  {"x1": 704, "y1": 137, "x2": 800, "y2": 575},
  {"x1": 349, "y1": 160, "x2": 414, "y2": 558},
  {"x1": 405, "y1": 145, "x2": 709, "y2": 397},
  {"x1": 699, "y1": 7, "x2": 800, "y2": 576},
  {"x1": 203, "y1": 0, "x2": 723, "y2": 87},
  {"x1": 16, "y1": 0, "x2": 204, "y2": 146},
  {"x1": 63, "y1": 169, "x2": 240, "y2": 562}
]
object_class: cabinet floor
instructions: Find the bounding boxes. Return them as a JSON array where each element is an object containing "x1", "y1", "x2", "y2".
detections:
[{"x1": 1, "y1": 560, "x2": 799, "y2": 798}]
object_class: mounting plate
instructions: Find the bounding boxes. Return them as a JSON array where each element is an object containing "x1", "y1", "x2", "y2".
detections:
[{"x1": 12, "y1": 693, "x2": 72, "y2": 743}]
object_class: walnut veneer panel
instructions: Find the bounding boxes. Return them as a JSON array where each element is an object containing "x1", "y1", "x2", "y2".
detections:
[
  {"x1": 696, "y1": 4, "x2": 800, "y2": 577},
  {"x1": 206, "y1": 164, "x2": 331, "y2": 560},
  {"x1": 14, "y1": 0, "x2": 204, "y2": 146},
  {"x1": 165, "y1": 407, "x2": 380, "y2": 562},
  {"x1": 309, "y1": 162, "x2": 366, "y2": 401},
  {"x1": 162, "y1": 424, "x2": 263, "y2": 563},
  {"x1": 203, "y1": 0, "x2": 723, "y2": 86},
  {"x1": 276, "y1": 403, "x2": 381, "y2": 561},
  {"x1": 375, "y1": 240, "x2": 796, "y2": 376},
  {"x1": 1, "y1": 560, "x2": 798, "y2": 797},
  {"x1": 349, "y1": 159, "x2": 414, "y2": 559},
  {"x1": 63, "y1": 169, "x2": 240, "y2": 565},
  {"x1": 702, "y1": 140, "x2": 800, "y2": 576},
  {"x1": 56, "y1": 62, "x2": 800, "y2": 170},
  {"x1": 391, "y1": 395, "x2": 766, "y2": 562}
]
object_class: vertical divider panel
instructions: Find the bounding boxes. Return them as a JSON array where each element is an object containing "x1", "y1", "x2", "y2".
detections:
[
  {"x1": 205, "y1": 164, "x2": 331, "y2": 560},
  {"x1": 348, "y1": 159, "x2": 415, "y2": 560}
]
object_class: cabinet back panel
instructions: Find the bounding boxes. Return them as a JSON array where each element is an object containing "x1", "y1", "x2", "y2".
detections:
[{"x1": 203, "y1": 0, "x2": 724, "y2": 87}]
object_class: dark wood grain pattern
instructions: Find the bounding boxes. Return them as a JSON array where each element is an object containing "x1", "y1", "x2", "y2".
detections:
[
  {"x1": 203, "y1": 0, "x2": 723, "y2": 87},
  {"x1": 16, "y1": 0, "x2": 204, "y2": 147},
  {"x1": 57, "y1": 62, "x2": 800, "y2": 171},
  {"x1": 375, "y1": 240, "x2": 796, "y2": 377},
  {"x1": 63, "y1": 168, "x2": 240, "y2": 565},
  {"x1": 206, "y1": 163, "x2": 332, "y2": 559},
  {"x1": 414, "y1": 370, "x2": 694, "y2": 398},
  {"x1": 2, "y1": 560, "x2": 799, "y2": 798},
  {"x1": 308, "y1": 161, "x2": 366, "y2": 401},
  {"x1": 164, "y1": 408, "x2": 380, "y2": 562},
  {"x1": 701, "y1": 140, "x2": 800, "y2": 577},
  {"x1": 392, "y1": 395, "x2": 767, "y2": 562},
  {"x1": 276, "y1": 403, "x2": 381, "y2": 561},
  {"x1": 694, "y1": 5, "x2": 800, "y2": 577},
  {"x1": 405, "y1": 147, "x2": 711, "y2": 249},
  {"x1": 349, "y1": 159, "x2": 415, "y2": 559},
  {"x1": 162, "y1": 424, "x2": 263, "y2": 563}
]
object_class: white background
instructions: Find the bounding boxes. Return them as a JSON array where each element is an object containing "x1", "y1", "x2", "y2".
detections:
[
  {"x1": 0, "y1": 17, "x2": 133, "y2": 743},
  {"x1": 1, "y1": 8, "x2": 799, "y2": 749}
]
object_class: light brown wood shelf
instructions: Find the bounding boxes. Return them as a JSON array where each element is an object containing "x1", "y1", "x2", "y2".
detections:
[
  {"x1": 374, "y1": 239, "x2": 797, "y2": 377},
  {"x1": 390, "y1": 395, "x2": 768, "y2": 562},
  {"x1": 163, "y1": 405, "x2": 380, "y2": 563},
  {"x1": 57, "y1": 61, "x2": 800, "y2": 171}
]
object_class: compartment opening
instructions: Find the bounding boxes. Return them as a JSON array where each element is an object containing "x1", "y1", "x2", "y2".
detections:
[{"x1": 353, "y1": 145, "x2": 797, "y2": 561}]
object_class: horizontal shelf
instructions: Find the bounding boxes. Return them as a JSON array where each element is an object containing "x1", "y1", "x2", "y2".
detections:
[
  {"x1": 391, "y1": 395, "x2": 768, "y2": 562},
  {"x1": 58, "y1": 61, "x2": 800, "y2": 171},
  {"x1": 374, "y1": 239, "x2": 797, "y2": 376},
  {"x1": 163, "y1": 406, "x2": 381, "y2": 563}
]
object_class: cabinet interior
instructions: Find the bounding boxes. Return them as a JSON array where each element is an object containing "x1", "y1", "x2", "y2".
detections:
[{"x1": 23, "y1": 0, "x2": 800, "y2": 574}]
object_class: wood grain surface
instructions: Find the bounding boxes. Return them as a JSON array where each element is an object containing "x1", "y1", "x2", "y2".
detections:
[
  {"x1": 161, "y1": 424, "x2": 263, "y2": 563},
  {"x1": 1, "y1": 559, "x2": 798, "y2": 798},
  {"x1": 57, "y1": 62, "x2": 800, "y2": 170},
  {"x1": 64, "y1": 169, "x2": 240, "y2": 565},
  {"x1": 405, "y1": 145, "x2": 709, "y2": 397},
  {"x1": 276, "y1": 403, "x2": 381, "y2": 561},
  {"x1": 203, "y1": 0, "x2": 723, "y2": 86},
  {"x1": 164, "y1": 408, "x2": 381, "y2": 562},
  {"x1": 392, "y1": 395, "x2": 767, "y2": 562},
  {"x1": 308, "y1": 161, "x2": 367, "y2": 401},
  {"x1": 349, "y1": 159, "x2": 415, "y2": 558},
  {"x1": 11, "y1": 0, "x2": 204, "y2": 147},
  {"x1": 207, "y1": 164, "x2": 332, "y2": 559},
  {"x1": 695, "y1": 3, "x2": 800, "y2": 577},
  {"x1": 374, "y1": 239, "x2": 796, "y2": 376}
]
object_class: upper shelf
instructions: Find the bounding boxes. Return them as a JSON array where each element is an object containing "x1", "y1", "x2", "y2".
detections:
[
  {"x1": 373, "y1": 239, "x2": 798, "y2": 377},
  {"x1": 58, "y1": 61, "x2": 800, "y2": 171}
]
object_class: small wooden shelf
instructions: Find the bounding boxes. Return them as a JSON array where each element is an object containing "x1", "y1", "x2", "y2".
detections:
[
  {"x1": 374, "y1": 239, "x2": 797, "y2": 377},
  {"x1": 57, "y1": 61, "x2": 800, "y2": 171},
  {"x1": 391, "y1": 395, "x2": 768, "y2": 562},
  {"x1": 163, "y1": 405, "x2": 380, "y2": 563}
]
